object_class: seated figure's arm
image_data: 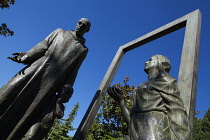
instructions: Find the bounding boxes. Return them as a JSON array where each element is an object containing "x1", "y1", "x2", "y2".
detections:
[{"x1": 107, "y1": 86, "x2": 131, "y2": 124}]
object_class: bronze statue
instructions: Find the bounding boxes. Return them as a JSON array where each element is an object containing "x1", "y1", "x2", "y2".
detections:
[
  {"x1": 0, "y1": 18, "x2": 91, "y2": 140},
  {"x1": 108, "y1": 55, "x2": 190, "y2": 140}
]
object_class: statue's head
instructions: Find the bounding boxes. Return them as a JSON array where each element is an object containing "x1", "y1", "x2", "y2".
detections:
[
  {"x1": 144, "y1": 55, "x2": 171, "y2": 74},
  {"x1": 75, "y1": 18, "x2": 91, "y2": 35}
]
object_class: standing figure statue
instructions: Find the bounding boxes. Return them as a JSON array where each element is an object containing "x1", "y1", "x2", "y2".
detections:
[
  {"x1": 108, "y1": 55, "x2": 190, "y2": 140},
  {"x1": 0, "y1": 18, "x2": 91, "y2": 140}
]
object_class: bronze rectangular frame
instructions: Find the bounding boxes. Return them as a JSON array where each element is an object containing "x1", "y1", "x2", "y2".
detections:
[{"x1": 73, "y1": 9, "x2": 201, "y2": 140}]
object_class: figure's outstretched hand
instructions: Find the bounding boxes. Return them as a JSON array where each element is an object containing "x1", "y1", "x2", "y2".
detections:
[
  {"x1": 107, "y1": 86, "x2": 124, "y2": 103},
  {"x1": 7, "y1": 52, "x2": 27, "y2": 64}
]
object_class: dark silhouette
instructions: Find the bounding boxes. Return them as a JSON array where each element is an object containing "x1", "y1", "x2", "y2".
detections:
[{"x1": 0, "y1": 18, "x2": 91, "y2": 140}]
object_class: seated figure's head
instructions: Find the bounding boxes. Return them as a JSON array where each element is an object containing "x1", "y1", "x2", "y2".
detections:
[{"x1": 144, "y1": 55, "x2": 171, "y2": 74}]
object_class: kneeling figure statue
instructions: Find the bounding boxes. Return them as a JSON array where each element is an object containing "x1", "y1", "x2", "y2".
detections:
[{"x1": 108, "y1": 55, "x2": 190, "y2": 140}]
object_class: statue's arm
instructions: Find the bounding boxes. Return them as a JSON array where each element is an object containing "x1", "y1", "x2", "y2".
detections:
[
  {"x1": 58, "y1": 48, "x2": 88, "y2": 101},
  {"x1": 8, "y1": 28, "x2": 62, "y2": 64},
  {"x1": 107, "y1": 86, "x2": 131, "y2": 123},
  {"x1": 119, "y1": 98, "x2": 131, "y2": 124}
]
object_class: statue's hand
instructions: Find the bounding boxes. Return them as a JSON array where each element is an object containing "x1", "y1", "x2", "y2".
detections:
[
  {"x1": 107, "y1": 86, "x2": 124, "y2": 103},
  {"x1": 7, "y1": 52, "x2": 28, "y2": 64},
  {"x1": 54, "y1": 103, "x2": 65, "y2": 119}
]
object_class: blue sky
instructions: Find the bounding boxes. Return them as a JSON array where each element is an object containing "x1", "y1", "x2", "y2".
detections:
[{"x1": 1, "y1": 0, "x2": 210, "y2": 136}]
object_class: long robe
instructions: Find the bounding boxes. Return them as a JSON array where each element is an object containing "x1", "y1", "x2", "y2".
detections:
[
  {"x1": 0, "y1": 28, "x2": 88, "y2": 140},
  {"x1": 129, "y1": 72, "x2": 190, "y2": 140}
]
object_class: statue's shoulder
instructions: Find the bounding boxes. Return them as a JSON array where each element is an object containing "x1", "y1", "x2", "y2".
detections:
[
  {"x1": 156, "y1": 72, "x2": 176, "y2": 84},
  {"x1": 51, "y1": 28, "x2": 65, "y2": 34},
  {"x1": 56, "y1": 28, "x2": 64, "y2": 31}
]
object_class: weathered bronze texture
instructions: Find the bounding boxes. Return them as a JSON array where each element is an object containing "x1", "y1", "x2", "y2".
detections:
[
  {"x1": 74, "y1": 10, "x2": 201, "y2": 140},
  {"x1": 108, "y1": 55, "x2": 190, "y2": 140},
  {"x1": 0, "y1": 18, "x2": 91, "y2": 140}
]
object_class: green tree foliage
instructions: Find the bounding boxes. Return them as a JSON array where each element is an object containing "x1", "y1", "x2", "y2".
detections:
[
  {"x1": 193, "y1": 108, "x2": 210, "y2": 140},
  {"x1": 0, "y1": 0, "x2": 15, "y2": 36},
  {"x1": 87, "y1": 76, "x2": 136, "y2": 139},
  {"x1": 44, "y1": 102, "x2": 80, "y2": 140},
  {"x1": 0, "y1": 0, "x2": 15, "y2": 9},
  {"x1": 0, "y1": 23, "x2": 14, "y2": 36}
]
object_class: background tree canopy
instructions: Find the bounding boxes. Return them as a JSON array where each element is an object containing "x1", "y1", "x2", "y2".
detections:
[
  {"x1": 0, "y1": 0, "x2": 15, "y2": 9},
  {"x1": 0, "y1": 0, "x2": 15, "y2": 36},
  {"x1": 193, "y1": 108, "x2": 210, "y2": 140}
]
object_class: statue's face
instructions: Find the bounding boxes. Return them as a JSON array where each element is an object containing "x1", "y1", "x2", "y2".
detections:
[
  {"x1": 144, "y1": 56, "x2": 158, "y2": 72},
  {"x1": 75, "y1": 18, "x2": 90, "y2": 35}
]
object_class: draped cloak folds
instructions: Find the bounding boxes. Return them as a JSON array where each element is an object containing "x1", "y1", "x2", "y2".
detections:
[
  {"x1": 129, "y1": 72, "x2": 190, "y2": 140},
  {"x1": 0, "y1": 28, "x2": 88, "y2": 140}
]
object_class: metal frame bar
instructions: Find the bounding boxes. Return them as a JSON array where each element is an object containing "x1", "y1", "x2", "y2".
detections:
[{"x1": 73, "y1": 9, "x2": 201, "y2": 140}]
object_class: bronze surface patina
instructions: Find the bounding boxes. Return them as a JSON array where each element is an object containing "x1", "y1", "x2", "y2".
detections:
[
  {"x1": 0, "y1": 18, "x2": 91, "y2": 140},
  {"x1": 108, "y1": 55, "x2": 190, "y2": 140}
]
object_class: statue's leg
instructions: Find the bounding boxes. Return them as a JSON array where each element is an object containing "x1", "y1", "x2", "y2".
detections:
[
  {"x1": 23, "y1": 122, "x2": 42, "y2": 140},
  {"x1": 23, "y1": 112, "x2": 56, "y2": 140},
  {"x1": 40, "y1": 111, "x2": 56, "y2": 137}
]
